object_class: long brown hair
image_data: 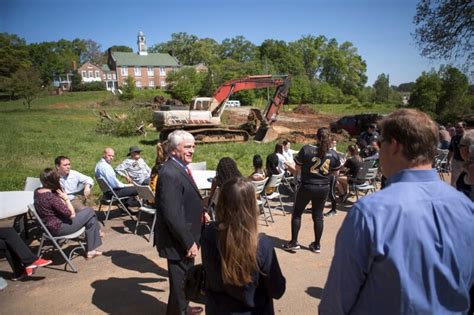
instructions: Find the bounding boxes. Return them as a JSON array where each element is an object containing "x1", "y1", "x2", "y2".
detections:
[
  {"x1": 216, "y1": 177, "x2": 259, "y2": 286},
  {"x1": 40, "y1": 168, "x2": 62, "y2": 192},
  {"x1": 316, "y1": 127, "x2": 331, "y2": 159}
]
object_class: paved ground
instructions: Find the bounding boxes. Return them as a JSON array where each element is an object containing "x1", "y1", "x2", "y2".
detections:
[{"x1": 0, "y1": 194, "x2": 355, "y2": 314}]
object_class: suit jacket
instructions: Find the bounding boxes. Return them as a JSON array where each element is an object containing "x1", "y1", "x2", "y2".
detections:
[{"x1": 155, "y1": 158, "x2": 203, "y2": 260}]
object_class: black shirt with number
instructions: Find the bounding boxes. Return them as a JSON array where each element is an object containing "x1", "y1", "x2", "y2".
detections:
[{"x1": 294, "y1": 145, "x2": 342, "y2": 185}]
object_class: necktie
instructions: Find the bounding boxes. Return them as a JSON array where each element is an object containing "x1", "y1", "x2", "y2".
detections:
[{"x1": 186, "y1": 167, "x2": 195, "y2": 183}]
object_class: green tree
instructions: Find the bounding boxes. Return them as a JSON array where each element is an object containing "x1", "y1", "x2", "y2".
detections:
[
  {"x1": 9, "y1": 66, "x2": 43, "y2": 109},
  {"x1": 120, "y1": 76, "x2": 136, "y2": 100},
  {"x1": 0, "y1": 33, "x2": 31, "y2": 94},
  {"x1": 108, "y1": 45, "x2": 133, "y2": 52},
  {"x1": 437, "y1": 66, "x2": 470, "y2": 121},
  {"x1": 149, "y1": 32, "x2": 199, "y2": 65},
  {"x1": 413, "y1": 0, "x2": 473, "y2": 63},
  {"x1": 166, "y1": 68, "x2": 204, "y2": 103},
  {"x1": 81, "y1": 39, "x2": 104, "y2": 65},
  {"x1": 373, "y1": 73, "x2": 390, "y2": 103},
  {"x1": 259, "y1": 39, "x2": 304, "y2": 76},
  {"x1": 409, "y1": 71, "x2": 443, "y2": 115},
  {"x1": 397, "y1": 82, "x2": 415, "y2": 92},
  {"x1": 289, "y1": 35, "x2": 326, "y2": 81},
  {"x1": 220, "y1": 35, "x2": 257, "y2": 63},
  {"x1": 288, "y1": 75, "x2": 311, "y2": 104}
]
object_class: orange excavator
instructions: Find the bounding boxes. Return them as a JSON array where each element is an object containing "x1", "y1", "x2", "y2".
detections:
[{"x1": 153, "y1": 74, "x2": 291, "y2": 143}]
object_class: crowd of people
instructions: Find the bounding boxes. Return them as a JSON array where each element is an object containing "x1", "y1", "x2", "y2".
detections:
[{"x1": 1, "y1": 109, "x2": 473, "y2": 315}]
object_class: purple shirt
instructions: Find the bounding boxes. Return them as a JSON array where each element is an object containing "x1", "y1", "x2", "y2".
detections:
[{"x1": 34, "y1": 190, "x2": 72, "y2": 235}]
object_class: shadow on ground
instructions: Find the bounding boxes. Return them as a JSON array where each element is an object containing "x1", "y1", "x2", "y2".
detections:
[
  {"x1": 306, "y1": 286, "x2": 324, "y2": 299},
  {"x1": 91, "y1": 276, "x2": 167, "y2": 313},
  {"x1": 104, "y1": 250, "x2": 168, "y2": 277}
]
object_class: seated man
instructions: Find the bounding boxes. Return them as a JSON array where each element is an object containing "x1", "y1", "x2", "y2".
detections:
[
  {"x1": 95, "y1": 147, "x2": 138, "y2": 207},
  {"x1": 1, "y1": 227, "x2": 52, "y2": 281},
  {"x1": 358, "y1": 123, "x2": 379, "y2": 148},
  {"x1": 115, "y1": 146, "x2": 151, "y2": 185},
  {"x1": 55, "y1": 155, "x2": 94, "y2": 211}
]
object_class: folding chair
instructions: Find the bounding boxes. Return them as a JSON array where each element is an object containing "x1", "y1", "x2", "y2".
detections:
[
  {"x1": 262, "y1": 173, "x2": 286, "y2": 217},
  {"x1": 351, "y1": 166, "x2": 379, "y2": 200},
  {"x1": 95, "y1": 177, "x2": 135, "y2": 224},
  {"x1": 28, "y1": 204, "x2": 86, "y2": 273},
  {"x1": 24, "y1": 177, "x2": 42, "y2": 191},
  {"x1": 132, "y1": 183, "x2": 157, "y2": 242},
  {"x1": 187, "y1": 161, "x2": 207, "y2": 171},
  {"x1": 251, "y1": 178, "x2": 271, "y2": 226},
  {"x1": 434, "y1": 148, "x2": 450, "y2": 181}
]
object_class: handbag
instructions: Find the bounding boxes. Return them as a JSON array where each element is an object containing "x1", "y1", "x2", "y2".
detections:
[{"x1": 184, "y1": 263, "x2": 206, "y2": 304}]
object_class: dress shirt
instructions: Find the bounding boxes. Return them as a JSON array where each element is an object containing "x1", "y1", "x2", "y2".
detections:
[
  {"x1": 60, "y1": 170, "x2": 94, "y2": 200},
  {"x1": 115, "y1": 157, "x2": 151, "y2": 184},
  {"x1": 95, "y1": 158, "x2": 124, "y2": 189},
  {"x1": 320, "y1": 169, "x2": 474, "y2": 315},
  {"x1": 282, "y1": 149, "x2": 294, "y2": 164}
]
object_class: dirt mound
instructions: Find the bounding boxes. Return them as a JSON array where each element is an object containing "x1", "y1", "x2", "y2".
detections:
[{"x1": 292, "y1": 104, "x2": 316, "y2": 115}]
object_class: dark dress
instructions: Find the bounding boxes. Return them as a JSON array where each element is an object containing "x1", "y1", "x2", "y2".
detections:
[{"x1": 201, "y1": 222, "x2": 286, "y2": 315}]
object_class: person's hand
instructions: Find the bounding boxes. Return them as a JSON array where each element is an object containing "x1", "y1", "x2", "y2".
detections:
[
  {"x1": 57, "y1": 189, "x2": 69, "y2": 201},
  {"x1": 204, "y1": 212, "x2": 211, "y2": 224},
  {"x1": 186, "y1": 242, "x2": 199, "y2": 258},
  {"x1": 83, "y1": 185, "x2": 91, "y2": 198},
  {"x1": 126, "y1": 176, "x2": 133, "y2": 184}
]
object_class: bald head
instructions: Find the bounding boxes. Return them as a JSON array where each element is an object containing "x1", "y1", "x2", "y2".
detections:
[{"x1": 103, "y1": 147, "x2": 115, "y2": 163}]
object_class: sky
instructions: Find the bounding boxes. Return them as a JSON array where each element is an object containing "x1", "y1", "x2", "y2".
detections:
[{"x1": 1, "y1": 0, "x2": 447, "y2": 86}]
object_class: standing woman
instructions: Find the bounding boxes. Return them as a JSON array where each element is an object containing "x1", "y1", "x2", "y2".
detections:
[
  {"x1": 201, "y1": 177, "x2": 286, "y2": 314},
  {"x1": 34, "y1": 168, "x2": 103, "y2": 259},
  {"x1": 283, "y1": 127, "x2": 341, "y2": 253}
]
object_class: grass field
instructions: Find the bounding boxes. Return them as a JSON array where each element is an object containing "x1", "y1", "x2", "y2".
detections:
[{"x1": 0, "y1": 91, "x2": 392, "y2": 195}]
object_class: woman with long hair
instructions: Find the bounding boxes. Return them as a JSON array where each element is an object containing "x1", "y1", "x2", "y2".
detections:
[
  {"x1": 149, "y1": 142, "x2": 168, "y2": 196},
  {"x1": 336, "y1": 144, "x2": 364, "y2": 201},
  {"x1": 34, "y1": 168, "x2": 103, "y2": 259},
  {"x1": 206, "y1": 157, "x2": 242, "y2": 209},
  {"x1": 201, "y1": 177, "x2": 286, "y2": 314},
  {"x1": 283, "y1": 127, "x2": 341, "y2": 253}
]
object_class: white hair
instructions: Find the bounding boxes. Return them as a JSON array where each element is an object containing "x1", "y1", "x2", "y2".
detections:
[{"x1": 167, "y1": 130, "x2": 195, "y2": 149}]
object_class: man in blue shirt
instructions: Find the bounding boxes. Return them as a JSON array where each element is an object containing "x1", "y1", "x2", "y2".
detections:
[{"x1": 320, "y1": 109, "x2": 474, "y2": 314}]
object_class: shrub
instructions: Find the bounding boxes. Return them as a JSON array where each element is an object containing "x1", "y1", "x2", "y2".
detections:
[
  {"x1": 73, "y1": 81, "x2": 106, "y2": 91},
  {"x1": 96, "y1": 107, "x2": 152, "y2": 137}
]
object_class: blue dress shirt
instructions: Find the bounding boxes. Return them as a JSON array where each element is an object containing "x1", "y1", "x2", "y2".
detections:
[
  {"x1": 320, "y1": 169, "x2": 474, "y2": 314},
  {"x1": 95, "y1": 158, "x2": 124, "y2": 189}
]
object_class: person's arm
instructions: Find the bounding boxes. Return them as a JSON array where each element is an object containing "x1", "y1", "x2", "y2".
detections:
[
  {"x1": 115, "y1": 160, "x2": 133, "y2": 183},
  {"x1": 102, "y1": 163, "x2": 124, "y2": 188},
  {"x1": 74, "y1": 171, "x2": 94, "y2": 198},
  {"x1": 319, "y1": 205, "x2": 373, "y2": 314},
  {"x1": 53, "y1": 190, "x2": 76, "y2": 219}
]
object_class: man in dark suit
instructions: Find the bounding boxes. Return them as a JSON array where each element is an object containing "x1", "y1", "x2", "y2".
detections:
[{"x1": 155, "y1": 130, "x2": 204, "y2": 315}]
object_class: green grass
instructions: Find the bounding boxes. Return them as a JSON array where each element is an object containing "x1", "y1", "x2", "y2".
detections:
[
  {"x1": 285, "y1": 103, "x2": 397, "y2": 115},
  {"x1": 0, "y1": 91, "x2": 374, "y2": 196}
]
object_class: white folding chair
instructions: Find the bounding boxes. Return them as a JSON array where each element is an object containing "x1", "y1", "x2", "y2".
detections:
[
  {"x1": 132, "y1": 182, "x2": 157, "y2": 242},
  {"x1": 188, "y1": 161, "x2": 207, "y2": 171},
  {"x1": 28, "y1": 204, "x2": 86, "y2": 273},
  {"x1": 262, "y1": 173, "x2": 286, "y2": 218},
  {"x1": 95, "y1": 177, "x2": 135, "y2": 224},
  {"x1": 434, "y1": 148, "x2": 450, "y2": 181},
  {"x1": 251, "y1": 178, "x2": 270, "y2": 226},
  {"x1": 24, "y1": 177, "x2": 42, "y2": 191}
]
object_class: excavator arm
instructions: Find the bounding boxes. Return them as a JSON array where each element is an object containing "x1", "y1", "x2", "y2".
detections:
[{"x1": 209, "y1": 74, "x2": 290, "y2": 119}]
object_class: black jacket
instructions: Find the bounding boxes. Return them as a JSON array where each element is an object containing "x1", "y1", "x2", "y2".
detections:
[{"x1": 155, "y1": 158, "x2": 203, "y2": 260}]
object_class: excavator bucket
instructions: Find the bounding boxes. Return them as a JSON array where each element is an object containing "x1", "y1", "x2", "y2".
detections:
[{"x1": 254, "y1": 125, "x2": 280, "y2": 143}]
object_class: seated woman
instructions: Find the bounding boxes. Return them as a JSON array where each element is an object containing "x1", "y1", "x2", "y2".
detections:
[
  {"x1": 201, "y1": 177, "x2": 286, "y2": 314},
  {"x1": 337, "y1": 145, "x2": 364, "y2": 201},
  {"x1": 274, "y1": 143, "x2": 295, "y2": 175},
  {"x1": 206, "y1": 157, "x2": 242, "y2": 209},
  {"x1": 148, "y1": 142, "x2": 168, "y2": 204},
  {"x1": 249, "y1": 154, "x2": 266, "y2": 181},
  {"x1": 0, "y1": 227, "x2": 52, "y2": 281},
  {"x1": 34, "y1": 168, "x2": 103, "y2": 259},
  {"x1": 265, "y1": 153, "x2": 282, "y2": 194}
]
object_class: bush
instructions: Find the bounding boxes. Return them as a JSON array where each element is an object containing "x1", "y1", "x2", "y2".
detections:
[
  {"x1": 73, "y1": 81, "x2": 106, "y2": 91},
  {"x1": 96, "y1": 107, "x2": 152, "y2": 137}
]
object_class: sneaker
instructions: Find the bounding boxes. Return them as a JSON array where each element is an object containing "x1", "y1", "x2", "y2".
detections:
[
  {"x1": 282, "y1": 241, "x2": 301, "y2": 251},
  {"x1": 324, "y1": 210, "x2": 337, "y2": 217},
  {"x1": 11, "y1": 267, "x2": 34, "y2": 281},
  {"x1": 28, "y1": 258, "x2": 52, "y2": 269},
  {"x1": 309, "y1": 242, "x2": 321, "y2": 253}
]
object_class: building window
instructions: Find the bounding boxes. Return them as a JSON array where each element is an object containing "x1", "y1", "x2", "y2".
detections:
[
  {"x1": 149, "y1": 80, "x2": 154, "y2": 87},
  {"x1": 160, "y1": 67, "x2": 166, "y2": 76},
  {"x1": 112, "y1": 74, "x2": 116, "y2": 80},
  {"x1": 121, "y1": 67, "x2": 128, "y2": 76},
  {"x1": 135, "y1": 66, "x2": 141, "y2": 76},
  {"x1": 136, "y1": 81, "x2": 142, "y2": 88},
  {"x1": 103, "y1": 74, "x2": 106, "y2": 80},
  {"x1": 95, "y1": 71, "x2": 100, "y2": 78},
  {"x1": 107, "y1": 74, "x2": 111, "y2": 80},
  {"x1": 82, "y1": 71, "x2": 87, "y2": 78},
  {"x1": 88, "y1": 70, "x2": 93, "y2": 78},
  {"x1": 160, "y1": 80, "x2": 166, "y2": 87},
  {"x1": 147, "y1": 66, "x2": 154, "y2": 76}
]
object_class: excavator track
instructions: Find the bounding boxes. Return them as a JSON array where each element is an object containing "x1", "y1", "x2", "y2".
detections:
[{"x1": 159, "y1": 127, "x2": 250, "y2": 144}]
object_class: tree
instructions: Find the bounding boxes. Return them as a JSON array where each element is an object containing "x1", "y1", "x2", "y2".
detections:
[
  {"x1": 289, "y1": 35, "x2": 326, "y2": 81},
  {"x1": 413, "y1": 0, "x2": 473, "y2": 63},
  {"x1": 149, "y1": 32, "x2": 199, "y2": 65},
  {"x1": 259, "y1": 39, "x2": 304, "y2": 76},
  {"x1": 166, "y1": 68, "x2": 205, "y2": 103},
  {"x1": 120, "y1": 76, "x2": 136, "y2": 100},
  {"x1": 437, "y1": 65, "x2": 469, "y2": 120},
  {"x1": 81, "y1": 39, "x2": 104, "y2": 65},
  {"x1": 9, "y1": 67, "x2": 43, "y2": 109},
  {"x1": 0, "y1": 33, "x2": 31, "y2": 93},
  {"x1": 108, "y1": 45, "x2": 133, "y2": 52},
  {"x1": 397, "y1": 82, "x2": 415, "y2": 92},
  {"x1": 409, "y1": 71, "x2": 443, "y2": 115},
  {"x1": 220, "y1": 35, "x2": 257, "y2": 63},
  {"x1": 373, "y1": 73, "x2": 390, "y2": 103}
]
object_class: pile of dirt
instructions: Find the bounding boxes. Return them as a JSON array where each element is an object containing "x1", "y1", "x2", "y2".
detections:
[
  {"x1": 153, "y1": 96, "x2": 184, "y2": 106},
  {"x1": 292, "y1": 104, "x2": 316, "y2": 115}
]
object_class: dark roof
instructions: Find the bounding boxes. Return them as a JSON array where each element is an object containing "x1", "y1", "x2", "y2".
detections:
[{"x1": 111, "y1": 52, "x2": 180, "y2": 67}]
